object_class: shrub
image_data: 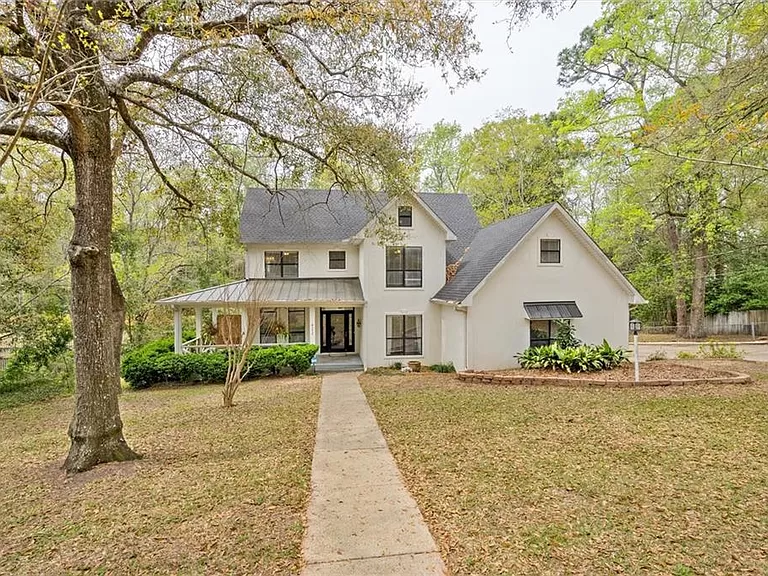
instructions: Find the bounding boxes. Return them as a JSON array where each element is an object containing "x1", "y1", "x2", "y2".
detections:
[
  {"x1": 121, "y1": 339, "x2": 318, "y2": 389},
  {"x1": 676, "y1": 351, "x2": 697, "y2": 359},
  {"x1": 554, "y1": 320, "x2": 581, "y2": 349},
  {"x1": 516, "y1": 340, "x2": 627, "y2": 373},
  {"x1": 647, "y1": 349, "x2": 667, "y2": 361},
  {"x1": 429, "y1": 362, "x2": 456, "y2": 373},
  {"x1": 697, "y1": 342, "x2": 744, "y2": 359}
]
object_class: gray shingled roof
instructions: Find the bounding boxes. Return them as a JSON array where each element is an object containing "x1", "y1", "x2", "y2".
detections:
[
  {"x1": 240, "y1": 188, "x2": 387, "y2": 244},
  {"x1": 419, "y1": 193, "x2": 480, "y2": 264},
  {"x1": 433, "y1": 203, "x2": 555, "y2": 304},
  {"x1": 156, "y1": 278, "x2": 365, "y2": 306},
  {"x1": 240, "y1": 188, "x2": 480, "y2": 264}
]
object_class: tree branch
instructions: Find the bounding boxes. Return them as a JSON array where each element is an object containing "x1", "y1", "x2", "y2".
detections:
[
  {"x1": 0, "y1": 123, "x2": 69, "y2": 151},
  {"x1": 114, "y1": 97, "x2": 194, "y2": 208}
]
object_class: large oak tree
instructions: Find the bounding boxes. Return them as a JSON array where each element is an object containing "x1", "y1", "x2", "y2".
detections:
[{"x1": 0, "y1": 0, "x2": 486, "y2": 472}]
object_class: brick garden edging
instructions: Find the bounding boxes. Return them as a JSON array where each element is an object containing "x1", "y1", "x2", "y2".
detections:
[{"x1": 456, "y1": 370, "x2": 752, "y2": 388}]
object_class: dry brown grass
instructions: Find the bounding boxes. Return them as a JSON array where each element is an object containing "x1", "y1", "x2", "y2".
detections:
[
  {"x1": 361, "y1": 364, "x2": 768, "y2": 576},
  {"x1": 0, "y1": 377, "x2": 321, "y2": 575}
]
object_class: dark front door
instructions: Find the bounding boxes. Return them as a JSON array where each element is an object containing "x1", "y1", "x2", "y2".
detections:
[{"x1": 321, "y1": 310, "x2": 355, "y2": 353}]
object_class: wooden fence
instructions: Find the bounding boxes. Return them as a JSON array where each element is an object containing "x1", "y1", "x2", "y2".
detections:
[{"x1": 703, "y1": 309, "x2": 768, "y2": 337}]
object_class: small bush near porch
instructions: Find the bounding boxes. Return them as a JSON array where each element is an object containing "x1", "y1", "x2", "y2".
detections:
[
  {"x1": 0, "y1": 377, "x2": 320, "y2": 574},
  {"x1": 361, "y1": 361, "x2": 768, "y2": 575}
]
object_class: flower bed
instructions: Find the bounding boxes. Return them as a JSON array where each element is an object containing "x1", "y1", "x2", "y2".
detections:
[{"x1": 457, "y1": 362, "x2": 751, "y2": 387}]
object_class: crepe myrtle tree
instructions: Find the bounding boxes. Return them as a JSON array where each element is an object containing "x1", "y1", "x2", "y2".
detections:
[{"x1": 0, "y1": 0, "x2": 493, "y2": 473}]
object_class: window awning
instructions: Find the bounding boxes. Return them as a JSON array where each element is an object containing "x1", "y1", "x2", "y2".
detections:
[
  {"x1": 156, "y1": 278, "x2": 365, "y2": 307},
  {"x1": 524, "y1": 301, "x2": 583, "y2": 320}
]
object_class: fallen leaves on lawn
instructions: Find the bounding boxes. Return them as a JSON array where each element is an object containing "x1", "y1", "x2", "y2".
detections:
[
  {"x1": 0, "y1": 377, "x2": 321, "y2": 575},
  {"x1": 361, "y1": 365, "x2": 768, "y2": 576}
]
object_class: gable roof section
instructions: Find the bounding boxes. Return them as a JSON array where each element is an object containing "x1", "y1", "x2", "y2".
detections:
[
  {"x1": 433, "y1": 203, "x2": 555, "y2": 303},
  {"x1": 432, "y1": 203, "x2": 645, "y2": 305},
  {"x1": 419, "y1": 193, "x2": 480, "y2": 264},
  {"x1": 240, "y1": 189, "x2": 479, "y2": 263}
]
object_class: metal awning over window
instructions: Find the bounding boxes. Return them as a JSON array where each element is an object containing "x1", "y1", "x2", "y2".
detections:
[{"x1": 523, "y1": 301, "x2": 583, "y2": 320}]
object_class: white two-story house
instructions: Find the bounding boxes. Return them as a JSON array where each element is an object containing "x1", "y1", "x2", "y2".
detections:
[{"x1": 157, "y1": 188, "x2": 644, "y2": 371}]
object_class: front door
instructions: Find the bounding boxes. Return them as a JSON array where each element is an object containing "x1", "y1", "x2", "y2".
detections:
[{"x1": 321, "y1": 310, "x2": 354, "y2": 353}]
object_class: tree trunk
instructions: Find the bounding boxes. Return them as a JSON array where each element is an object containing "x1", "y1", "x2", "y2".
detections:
[
  {"x1": 688, "y1": 239, "x2": 708, "y2": 339},
  {"x1": 665, "y1": 218, "x2": 688, "y2": 338},
  {"x1": 63, "y1": 90, "x2": 139, "y2": 473}
]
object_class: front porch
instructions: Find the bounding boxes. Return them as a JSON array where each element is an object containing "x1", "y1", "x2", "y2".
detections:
[{"x1": 155, "y1": 278, "x2": 366, "y2": 359}]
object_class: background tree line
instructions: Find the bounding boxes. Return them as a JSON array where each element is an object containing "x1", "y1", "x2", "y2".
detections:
[{"x1": 414, "y1": 0, "x2": 768, "y2": 338}]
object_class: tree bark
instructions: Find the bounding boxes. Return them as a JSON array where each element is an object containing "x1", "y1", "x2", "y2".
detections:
[
  {"x1": 63, "y1": 76, "x2": 139, "y2": 473},
  {"x1": 688, "y1": 239, "x2": 709, "y2": 339},
  {"x1": 665, "y1": 218, "x2": 688, "y2": 338}
]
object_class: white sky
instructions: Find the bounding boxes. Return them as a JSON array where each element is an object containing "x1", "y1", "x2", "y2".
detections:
[{"x1": 411, "y1": 0, "x2": 603, "y2": 131}]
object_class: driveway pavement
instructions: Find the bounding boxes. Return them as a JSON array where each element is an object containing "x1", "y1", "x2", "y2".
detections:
[
  {"x1": 301, "y1": 372, "x2": 445, "y2": 576},
  {"x1": 635, "y1": 342, "x2": 768, "y2": 362}
]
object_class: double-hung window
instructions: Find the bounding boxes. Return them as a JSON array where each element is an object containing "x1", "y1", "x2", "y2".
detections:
[
  {"x1": 328, "y1": 250, "x2": 346, "y2": 270},
  {"x1": 260, "y1": 308, "x2": 278, "y2": 344},
  {"x1": 265, "y1": 251, "x2": 298, "y2": 278},
  {"x1": 288, "y1": 308, "x2": 306, "y2": 343},
  {"x1": 386, "y1": 246, "x2": 422, "y2": 288},
  {"x1": 398, "y1": 206, "x2": 413, "y2": 227},
  {"x1": 540, "y1": 239, "x2": 561, "y2": 264},
  {"x1": 386, "y1": 315, "x2": 422, "y2": 356}
]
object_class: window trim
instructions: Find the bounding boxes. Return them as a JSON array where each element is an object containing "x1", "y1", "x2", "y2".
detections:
[
  {"x1": 385, "y1": 314, "x2": 423, "y2": 357},
  {"x1": 264, "y1": 250, "x2": 299, "y2": 278},
  {"x1": 398, "y1": 205, "x2": 413, "y2": 228},
  {"x1": 529, "y1": 319, "x2": 569, "y2": 347},
  {"x1": 539, "y1": 238, "x2": 561, "y2": 265},
  {"x1": 385, "y1": 246, "x2": 423, "y2": 288},
  {"x1": 328, "y1": 250, "x2": 347, "y2": 271}
]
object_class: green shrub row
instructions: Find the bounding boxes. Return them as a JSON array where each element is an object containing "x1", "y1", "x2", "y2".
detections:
[
  {"x1": 516, "y1": 340, "x2": 627, "y2": 373},
  {"x1": 121, "y1": 339, "x2": 319, "y2": 389}
]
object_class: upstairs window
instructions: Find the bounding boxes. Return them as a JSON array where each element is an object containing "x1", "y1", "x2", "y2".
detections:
[
  {"x1": 265, "y1": 251, "x2": 298, "y2": 278},
  {"x1": 540, "y1": 239, "x2": 561, "y2": 264},
  {"x1": 328, "y1": 250, "x2": 346, "y2": 270},
  {"x1": 398, "y1": 206, "x2": 413, "y2": 227},
  {"x1": 386, "y1": 246, "x2": 422, "y2": 288}
]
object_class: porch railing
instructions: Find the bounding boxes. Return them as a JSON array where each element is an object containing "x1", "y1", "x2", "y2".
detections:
[{"x1": 181, "y1": 337, "x2": 309, "y2": 354}]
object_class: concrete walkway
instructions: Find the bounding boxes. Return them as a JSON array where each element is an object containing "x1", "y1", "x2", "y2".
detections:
[{"x1": 301, "y1": 372, "x2": 445, "y2": 576}]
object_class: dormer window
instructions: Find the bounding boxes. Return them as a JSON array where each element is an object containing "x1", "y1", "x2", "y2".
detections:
[
  {"x1": 265, "y1": 251, "x2": 298, "y2": 278},
  {"x1": 398, "y1": 206, "x2": 413, "y2": 227},
  {"x1": 540, "y1": 239, "x2": 561, "y2": 264}
]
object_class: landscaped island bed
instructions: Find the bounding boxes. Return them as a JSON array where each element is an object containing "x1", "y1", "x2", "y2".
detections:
[
  {"x1": 0, "y1": 377, "x2": 320, "y2": 575},
  {"x1": 361, "y1": 362, "x2": 768, "y2": 576},
  {"x1": 459, "y1": 361, "x2": 750, "y2": 386}
]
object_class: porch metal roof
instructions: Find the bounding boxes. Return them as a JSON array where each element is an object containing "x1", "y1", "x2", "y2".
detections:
[
  {"x1": 156, "y1": 278, "x2": 365, "y2": 307},
  {"x1": 523, "y1": 301, "x2": 583, "y2": 320}
]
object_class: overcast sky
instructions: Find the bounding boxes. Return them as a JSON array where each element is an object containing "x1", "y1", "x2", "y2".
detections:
[{"x1": 411, "y1": 0, "x2": 603, "y2": 131}]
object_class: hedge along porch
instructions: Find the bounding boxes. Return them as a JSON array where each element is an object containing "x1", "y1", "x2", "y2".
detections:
[{"x1": 156, "y1": 278, "x2": 366, "y2": 355}]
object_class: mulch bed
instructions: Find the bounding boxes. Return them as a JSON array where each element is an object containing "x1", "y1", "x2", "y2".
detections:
[{"x1": 458, "y1": 362, "x2": 751, "y2": 387}]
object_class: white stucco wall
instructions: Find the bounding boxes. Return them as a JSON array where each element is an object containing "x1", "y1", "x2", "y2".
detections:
[
  {"x1": 244, "y1": 243, "x2": 359, "y2": 279},
  {"x1": 360, "y1": 200, "x2": 447, "y2": 368},
  {"x1": 440, "y1": 305, "x2": 467, "y2": 371},
  {"x1": 466, "y1": 211, "x2": 633, "y2": 370}
]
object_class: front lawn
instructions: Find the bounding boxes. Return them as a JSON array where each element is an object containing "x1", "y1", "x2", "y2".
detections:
[
  {"x1": 0, "y1": 377, "x2": 321, "y2": 575},
  {"x1": 361, "y1": 363, "x2": 768, "y2": 575}
]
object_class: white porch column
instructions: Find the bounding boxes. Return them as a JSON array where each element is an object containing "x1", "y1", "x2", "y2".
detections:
[
  {"x1": 173, "y1": 307, "x2": 183, "y2": 354},
  {"x1": 308, "y1": 306, "x2": 317, "y2": 345},
  {"x1": 241, "y1": 309, "x2": 248, "y2": 344},
  {"x1": 195, "y1": 308, "x2": 203, "y2": 341}
]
